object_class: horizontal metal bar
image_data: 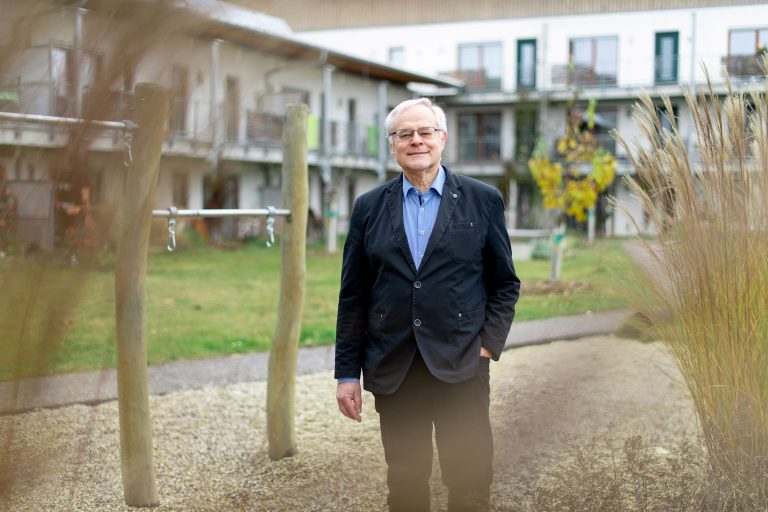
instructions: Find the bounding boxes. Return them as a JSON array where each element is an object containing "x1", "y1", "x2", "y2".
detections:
[
  {"x1": 0, "y1": 112, "x2": 135, "y2": 130},
  {"x1": 152, "y1": 208, "x2": 291, "y2": 218}
]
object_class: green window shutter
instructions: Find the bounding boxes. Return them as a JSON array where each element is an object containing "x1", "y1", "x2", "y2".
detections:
[
  {"x1": 307, "y1": 115, "x2": 320, "y2": 149},
  {"x1": 367, "y1": 125, "x2": 378, "y2": 156}
]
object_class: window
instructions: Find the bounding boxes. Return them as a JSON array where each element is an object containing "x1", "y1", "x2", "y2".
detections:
[
  {"x1": 517, "y1": 39, "x2": 537, "y2": 89},
  {"x1": 172, "y1": 172, "x2": 189, "y2": 208},
  {"x1": 655, "y1": 32, "x2": 679, "y2": 84},
  {"x1": 656, "y1": 104, "x2": 679, "y2": 135},
  {"x1": 388, "y1": 46, "x2": 405, "y2": 67},
  {"x1": 569, "y1": 36, "x2": 618, "y2": 86},
  {"x1": 169, "y1": 66, "x2": 188, "y2": 136},
  {"x1": 725, "y1": 28, "x2": 768, "y2": 77},
  {"x1": 729, "y1": 28, "x2": 768, "y2": 55},
  {"x1": 458, "y1": 112, "x2": 501, "y2": 161},
  {"x1": 51, "y1": 46, "x2": 75, "y2": 116},
  {"x1": 514, "y1": 109, "x2": 537, "y2": 161},
  {"x1": 458, "y1": 42, "x2": 502, "y2": 92},
  {"x1": 226, "y1": 76, "x2": 240, "y2": 142}
]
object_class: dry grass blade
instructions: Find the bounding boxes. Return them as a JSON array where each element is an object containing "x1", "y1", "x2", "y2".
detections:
[{"x1": 613, "y1": 66, "x2": 768, "y2": 509}]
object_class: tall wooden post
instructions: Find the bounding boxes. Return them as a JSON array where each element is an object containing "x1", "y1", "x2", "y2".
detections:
[
  {"x1": 267, "y1": 104, "x2": 309, "y2": 460},
  {"x1": 114, "y1": 83, "x2": 167, "y2": 506}
]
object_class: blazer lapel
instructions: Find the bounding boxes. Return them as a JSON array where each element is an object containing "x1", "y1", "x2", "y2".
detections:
[
  {"x1": 385, "y1": 176, "x2": 418, "y2": 274},
  {"x1": 420, "y1": 169, "x2": 462, "y2": 270}
]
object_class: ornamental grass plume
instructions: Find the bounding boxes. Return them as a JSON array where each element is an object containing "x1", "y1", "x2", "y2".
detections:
[{"x1": 614, "y1": 68, "x2": 768, "y2": 510}]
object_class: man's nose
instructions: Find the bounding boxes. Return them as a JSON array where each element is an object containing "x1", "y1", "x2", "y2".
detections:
[{"x1": 410, "y1": 132, "x2": 425, "y2": 143}]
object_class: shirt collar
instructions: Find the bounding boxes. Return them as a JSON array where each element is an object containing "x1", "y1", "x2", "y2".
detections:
[{"x1": 402, "y1": 166, "x2": 446, "y2": 198}]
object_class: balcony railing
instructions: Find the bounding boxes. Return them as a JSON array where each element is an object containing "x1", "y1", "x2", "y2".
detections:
[
  {"x1": 245, "y1": 111, "x2": 283, "y2": 145},
  {"x1": 551, "y1": 63, "x2": 617, "y2": 87},
  {"x1": 722, "y1": 54, "x2": 766, "y2": 78},
  {"x1": 441, "y1": 69, "x2": 502, "y2": 93}
]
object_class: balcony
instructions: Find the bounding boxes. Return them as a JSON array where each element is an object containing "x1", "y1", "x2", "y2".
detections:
[
  {"x1": 551, "y1": 64, "x2": 617, "y2": 88},
  {"x1": 442, "y1": 70, "x2": 502, "y2": 93},
  {"x1": 722, "y1": 54, "x2": 766, "y2": 79}
]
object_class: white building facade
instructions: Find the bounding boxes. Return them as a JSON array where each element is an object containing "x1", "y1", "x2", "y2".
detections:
[{"x1": 298, "y1": 3, "x2": 768, "y2": 235}]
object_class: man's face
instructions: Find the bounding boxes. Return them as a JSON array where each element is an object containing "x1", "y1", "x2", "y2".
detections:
[{"x1": 389, "y1": 104, "x2": 447, "y2": 176}]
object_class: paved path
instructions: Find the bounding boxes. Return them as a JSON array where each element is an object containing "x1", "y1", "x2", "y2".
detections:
[{"x1": 0, "y1": 310, "x2": 631, "y2": 415}]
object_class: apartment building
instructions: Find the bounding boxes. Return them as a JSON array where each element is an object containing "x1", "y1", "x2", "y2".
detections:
[
  {"x1": 0, "y1": 0, "x2": 459, "y2": 252},
  {"x1": 292, "y1": 1, "x2": 768, "y2": 235}
]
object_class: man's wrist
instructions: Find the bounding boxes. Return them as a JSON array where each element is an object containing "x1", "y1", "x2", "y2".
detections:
[{"x1": 337, "y1": 377, "x2": 360, "y2": 383}]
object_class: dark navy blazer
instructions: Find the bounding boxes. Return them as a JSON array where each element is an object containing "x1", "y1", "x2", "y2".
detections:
[{"x1": 335, "y1": 168, "x2": 520, "y2": 395}]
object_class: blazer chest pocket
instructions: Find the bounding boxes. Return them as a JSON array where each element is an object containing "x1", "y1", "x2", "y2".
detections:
[{"x1": 449, "y1": 222, "x2": 481, "y2": 262}]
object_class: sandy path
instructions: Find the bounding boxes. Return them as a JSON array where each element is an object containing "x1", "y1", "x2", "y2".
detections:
[{"x1": 1, "y1": 335, "x2": 697, "y2": 511}]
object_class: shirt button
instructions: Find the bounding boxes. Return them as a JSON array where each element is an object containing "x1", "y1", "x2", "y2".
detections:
[
  {"x1": 414, "y1": 319, "x2": 422, "y2": 327},
  {"x1": 419, "y1": 230, "x2": 425, "y2": 235},
  {"x1": 414, "y1": 281, "x2": 422, "y2": 288}
]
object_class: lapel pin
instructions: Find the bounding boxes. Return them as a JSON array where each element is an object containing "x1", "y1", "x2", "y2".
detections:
[{"x1": 452, "y1": 193, "x2": 458, "y2": 199}]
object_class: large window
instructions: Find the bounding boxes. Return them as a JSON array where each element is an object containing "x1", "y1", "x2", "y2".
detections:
[
  {"x1": 517, "y1": 39, "x2": 537, "y2": 89},
  {"x1": 458, "y1": 42, "x2": 502, "y2": 92},
  {"x1": 655, "y1": 32, "x2": 679, "y2": 84},
  {"x1": 569, "y1": 36, "x2": 618, "y2": 86},
  {"x1": 458, "y1": 112, "x2": 501, "y2": 161},
  {"x1": 725, "y1": 28, "x2": 768, "y2": 77}
]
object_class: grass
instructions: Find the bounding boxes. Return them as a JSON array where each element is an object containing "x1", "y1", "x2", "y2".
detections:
[{"x1": 0, "y1": 236, "x2": 636, "y2": 381}]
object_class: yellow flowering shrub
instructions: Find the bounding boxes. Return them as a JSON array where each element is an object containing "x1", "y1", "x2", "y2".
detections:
[{"x1": 528, "y1": 101, "x2": 616, "y2": 223}]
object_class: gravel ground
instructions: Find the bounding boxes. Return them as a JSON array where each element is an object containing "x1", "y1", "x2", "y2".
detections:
[{"x1": 0, "y1": 336, "x2": 697, "y2": 511}]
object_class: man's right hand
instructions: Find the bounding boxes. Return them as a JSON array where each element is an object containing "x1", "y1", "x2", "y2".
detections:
[{"x1": 336, "y1": 381, "x2": 363, "y2": 422}]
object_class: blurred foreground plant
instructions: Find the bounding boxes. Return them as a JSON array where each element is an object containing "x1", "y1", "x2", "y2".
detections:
[{"x1": 614, "y1": 67, "x2": 768, "y2": 510}]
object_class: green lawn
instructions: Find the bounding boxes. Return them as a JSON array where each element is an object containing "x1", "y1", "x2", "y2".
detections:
[{"x1": 0, "y1": 236, "x2": 637, "y2": 381}]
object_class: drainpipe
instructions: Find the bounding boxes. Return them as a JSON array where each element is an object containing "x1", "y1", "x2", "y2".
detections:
[
  {"x1": 321, "y1": 62, "x2": 337, "y2": 253},
  {"x1": 377, "y1": 80, "x2": 389, "y2": 183},
  {"x1": 73, "y1": 7, "x2": 84, "y2": 118},
  {"x1": 210, "y1": 39, "x2": 222, "y2": 153},
  {"x1": 689, "y1": 11, "x2": 697, "y2": 85},
  {"x1": 538, "y1": 22, "x2": 550, "y2": 155}
]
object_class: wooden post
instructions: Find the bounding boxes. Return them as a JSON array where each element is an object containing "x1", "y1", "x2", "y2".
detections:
[
  {"x1": 114, "y1": 83, "x2": 167, "y2": 506},
  {"x1": 267, "y1": 104, "x2": 309, "y2": 460}
]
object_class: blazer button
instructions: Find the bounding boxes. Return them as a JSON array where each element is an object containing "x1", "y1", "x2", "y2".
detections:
[
  {"x1": 414, "y1": 281, "x2": 422, "y2": 288},
  {"x1": 413, "y1": 319, "x2": 422, "y2": 327}
]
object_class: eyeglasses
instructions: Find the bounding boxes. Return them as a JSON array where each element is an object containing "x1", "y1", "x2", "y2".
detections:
[{"x1": 389, "y1": 126, "x2": 444, "y2": 142}]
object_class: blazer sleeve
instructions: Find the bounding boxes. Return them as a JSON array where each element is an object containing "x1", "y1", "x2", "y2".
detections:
[
  {"x1": 479, "y1": 190, "x2": 521, "y2": 360},
  {"x1": 334, "y1": 197, "x2": 371, "y2": 379}
]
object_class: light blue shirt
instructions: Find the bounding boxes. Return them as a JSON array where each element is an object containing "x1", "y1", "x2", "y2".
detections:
[
  {"x1": 402, "y1": 166, "x2": 445, "y2": 270},
  {"x1": 338, "y1": 167, "x2": 445, "y2": 384}
]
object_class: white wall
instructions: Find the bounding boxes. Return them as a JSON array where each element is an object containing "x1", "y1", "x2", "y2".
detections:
[{"x1": 300, "y1": 4, "x2": 768, "y2": 90}]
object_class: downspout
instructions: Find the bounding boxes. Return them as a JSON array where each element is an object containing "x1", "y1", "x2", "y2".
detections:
[
  {"x1": 210, "y1": 39, "x2": 222, "y2": 159},
  {"x1": 73, "y1": 7, "x2": 84, "y2": 118},
  {"x1": 321, "y1": 56, "x2": 337, "y2": 253},
  {"x1": 377, "y1": 80, "x2": 389, "y2": 183}
]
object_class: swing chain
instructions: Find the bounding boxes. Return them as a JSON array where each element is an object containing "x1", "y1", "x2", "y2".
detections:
[
  {"x1": 266, "y1": 206, "x2": 276, "y2": 248},
  {"x1": 123, "y1": 120, "x2": 136, "y2": 167},
  {"x1": 166, "y1": 206, "x2": 178, "y2": 252}
]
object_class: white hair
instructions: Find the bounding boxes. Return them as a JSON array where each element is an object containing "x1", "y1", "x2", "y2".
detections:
[{"x1": 384, "y1": 98, "x2": 447, "y2": 137}]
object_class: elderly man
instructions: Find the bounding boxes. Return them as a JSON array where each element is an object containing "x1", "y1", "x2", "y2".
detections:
[{"x1": 335, "y1": 97, "x2": 520, "y2": 512}]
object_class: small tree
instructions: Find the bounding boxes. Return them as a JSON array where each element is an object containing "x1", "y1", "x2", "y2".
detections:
[{"x1": 528, "y1": 98, "x2": 617, "y2": 280}]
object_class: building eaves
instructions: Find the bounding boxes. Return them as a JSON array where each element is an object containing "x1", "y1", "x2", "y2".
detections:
[{"x1": 138, "y1": 0, "x2": 463, "y2": 89}]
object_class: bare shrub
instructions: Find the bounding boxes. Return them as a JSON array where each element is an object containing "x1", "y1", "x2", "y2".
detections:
[{"x1": 523, "y1": 434, "x2": 705, "y2": 512}]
